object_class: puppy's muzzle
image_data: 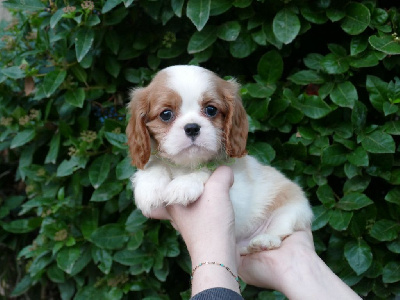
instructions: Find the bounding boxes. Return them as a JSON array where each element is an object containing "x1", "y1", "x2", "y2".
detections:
[{"x1": 184, "y1": 123, "x2": 201, "y2": 140}]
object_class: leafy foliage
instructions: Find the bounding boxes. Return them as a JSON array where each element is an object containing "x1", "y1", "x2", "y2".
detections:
[{"x1": 1, "y1": 0, "x2": 400, "y2": 299}]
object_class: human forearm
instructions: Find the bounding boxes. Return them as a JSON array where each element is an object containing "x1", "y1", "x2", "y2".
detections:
[
  {"x1": 189, "y1": 232, "x2": 240, "y2": 296},
  {"x1": 279, "y1": 250, "x2": 361, "y2": 300}
]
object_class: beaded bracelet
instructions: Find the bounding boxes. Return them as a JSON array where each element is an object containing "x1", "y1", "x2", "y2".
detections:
[{"x1": 191, "y1": 261, "x2": 240, "y2": 289}]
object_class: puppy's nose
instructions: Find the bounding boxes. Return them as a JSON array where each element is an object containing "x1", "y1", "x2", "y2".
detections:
[{"x1": 184, "y1": 123, "x2": 201, "y2": 138}]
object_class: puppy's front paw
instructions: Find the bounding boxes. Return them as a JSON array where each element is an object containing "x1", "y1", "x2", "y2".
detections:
[
  {"x1": 134, "y1": 177, "x2": 170, "y2": 216},
  {"x1": 164, "y1": 177, "x2": 204, "y2": 206},
  {"x1": 241, "y1": 234, "x2": 282, "y2": 254}
]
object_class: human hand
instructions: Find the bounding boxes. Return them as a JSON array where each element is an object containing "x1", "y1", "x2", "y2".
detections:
[
  {"x1": 164, "y1": 166, "x2": 236, "y2": 261},
  {"x1": 148, "y1": 166, "x2": 240, "y2": 295},
  {"x1": 239, "y1": 229, "x2": 361, "y2": 300},
  {"x1": 238, "y1": 229, "x2": 314, "y2": 292}
]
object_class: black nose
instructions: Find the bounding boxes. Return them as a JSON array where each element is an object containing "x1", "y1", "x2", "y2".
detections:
[{"x1": 184, "y1": 123, "x2": 201, "y2": 138}]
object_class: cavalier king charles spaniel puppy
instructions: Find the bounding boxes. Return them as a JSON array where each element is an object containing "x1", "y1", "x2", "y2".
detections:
[{"x1": 126, "y1": 65, "x2": 313, "y2": 254}]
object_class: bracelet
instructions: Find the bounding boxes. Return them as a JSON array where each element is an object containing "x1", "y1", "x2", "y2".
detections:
[{"x1": 191, "y1": 261, "x2": 240, "y2": 289}]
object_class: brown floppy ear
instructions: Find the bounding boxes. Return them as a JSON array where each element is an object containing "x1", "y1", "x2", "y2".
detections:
[
  {"x1": 221, "y1": 79, "x2": 248, "y2": 157},
  {"x1": 126, "y1": 88, "x2": 151, "y2": 169}
]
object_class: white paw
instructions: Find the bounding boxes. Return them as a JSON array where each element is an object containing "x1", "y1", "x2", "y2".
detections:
[
  {"x1": 247, "y1": 234, "x2": 282, "y2": 253},
  {"x1": 164, "y1": 177, "x2": 204, "y2": 206},
  {"x1": 133, "y1": 175, "x2": 170, "y2": 216}
]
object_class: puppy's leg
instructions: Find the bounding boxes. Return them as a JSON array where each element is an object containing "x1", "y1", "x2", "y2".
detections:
[
  {"x1": 133, "y1": 166, "x2": 171, "y2": 216},
  {"x1": 241, "y1": 202, "x2": 312, "y2": 254},
  {"x1": 164, "y1": 169, "x2": 211, "y2": 206}
]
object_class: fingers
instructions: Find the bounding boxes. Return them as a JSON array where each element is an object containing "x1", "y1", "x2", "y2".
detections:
[{"x1": 205, "y1": 166, "x2": 234, "y2": 192}]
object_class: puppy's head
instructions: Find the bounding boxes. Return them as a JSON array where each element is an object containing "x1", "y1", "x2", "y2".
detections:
[{"x1": 126, "y1": 65, "x2": 248, "y2": 169}]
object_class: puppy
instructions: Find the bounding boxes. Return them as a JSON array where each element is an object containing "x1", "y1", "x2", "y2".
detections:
[{"x1": 126, "y1": 65, "x2": 313, "y2": 254}]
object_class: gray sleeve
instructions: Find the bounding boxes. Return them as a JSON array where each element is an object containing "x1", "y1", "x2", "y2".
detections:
[{"x1": 190, "y1": 288, "x2": 244, "y2": 300}]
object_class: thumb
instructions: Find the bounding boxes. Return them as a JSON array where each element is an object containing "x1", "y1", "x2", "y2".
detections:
[{"x1": 204, "y1": 166, "x2": 234, "y2": 193}]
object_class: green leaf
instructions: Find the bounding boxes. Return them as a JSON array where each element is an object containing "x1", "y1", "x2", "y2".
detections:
[
  {"x1": 71, "y1": 65, "x2": 88, "y2": 83},
  {"x1": 316, "y1": 185, "x2": 336, "y2": 208},
  {"x1": 188, "y1": 26, "x2": 218, "y2": 54},
  {"x1": 385, "y1": 188, "x2": 400, "y2": 206},
  {"x1": 361, "y1": 130, "x2": 395, "y2": 154},
  {"x1": 116, "y1": 156, "x2": 136, "y2": 180},
  {"x1": 246, "y1": 83, "x2": 276, "y2": 98},
  {"x1": 2, "y1": 217, "x2": 42, "y2": 233},
  {"x1": 171, "y1": 0, "x2": 185, "y2": 17},
  {"x1": 209, "y1": 0, "x2": 231, "y2": 16},
  {"x1": 104, "y1": 132, "x2": 128, "y2": 149},
  {"x1": 384, "y1": 121, "x2": 400, "y2": 135},
  {"x1": 113, "y1": 248, "x2": 152, "y2": 266},
  {"x1": 50, "y1": 9, "x2": 64, "y2": 28},
  {"x1": 247, "y1": 142, "x2": 276, "y2": 165},
  {"x1": 369, "y1": 219, "x2": 400, "y2": 241},
  {"x1": 80, "y1": 208, "x2": 99, "y2": 240},
  {"x1": 105, "y1": 56, "x2": 121, "y2": 78},
  {"x1": 10, "y1": 275, "x2": 33, "y2": 297},
  {"x1": 56, "y1": 156, "x2": 87, "y2": 177},
  {"x1": 229, "y1": 32, "x2": 256, "y2": 58},
  {"x1": 312, "y1": 205, "x2": 331, "y2": 230},
  {"x1": 102, "y1": 0, "x2": 122, "y2": 13},
  {"x1": 330, "y1": 81, "x2": 358, "y2": 108},
  {"x1": 292, "y1": 95, "x2": 332, "y2": 119},
  {"x1": 217, "y1": 21, "x2": 241, "y2": 41},
  {"x1": 105, "y1": 30, "x2": 120, "y2": 55},
  {"x1": 322, "y1": 144, "x2": 348, "y2": 166},
  {"x1": 89, "y1": 154, "x2": 112, "y2": 189},
  {"x1": 10, "y1": 129, "x2": 36, "y2": 149},
  {"x1": 344, "y1": 239, "x2": 373, "y2": 275},
  {"x1": 75, "y1": 28, "x2": 95, "y2": 62},
  {"x1": 3, "y1": 0, "x2": 45, "y2": 11},
  {"x1": 39, "y1": 70, "x2": 67, "y2": 98},
  {"x1": 321, "y1": 53, "x2": 349, "y2": 74},
  {"x1": 1, "y1": 66, "x2": 25, "y2": 79},
  {"x1": 347, "y1": 147, "x2": 369, "y2": 167},
  {"x1": 56, "y1": 246, "x2": 91, "y2": 275},
  {"x1": 125, "y1": 209, "x2": 147, "y2": 232},
  {"x1": 341, "y1": 2, "x2": 370, "y2": 35},
  {"x1": 383, "y1": 102, "x2": 398, "y2": 116},
  {"x1": 44, "y1": 132, "x2": 61, "y2": 164},
  {"x1": 47, "y1": 264, "x2": 65, "y2": 283},
  {"x1": 366, "y1": 75, "x2": 388, "y2": 112},
  {"x1": 350, "y1": 36, "x2": 368, "y2": 56},
  {"x1": 90, "y1": 182, "x2": 123, "y2": 202},
  {"x1": 65, "y1": 88, "x2": 85, "y2": 108},
  {"x1": 326, "y1": 8, "x2": 345, "y2": 22},
  {"x1": 257, "y1": 50, "x2": 283, "y2": 83},
  {"x1": 287, "y1": 70, "x2": 325, "y2": 85},
  {"x1": 91, "y1": 224, "x2": 129, "y2": 249},
  {"x1": 369, "y1": 34, "x2": 400, "y2": 55},
  {"x1": 382, "y1": 261, "x2": 400, "y2": 283},
  {"x1": 329, "y1": 210, "x2": 353, "y2": 231},
  {"x1": 92, "y1": 247, "x2": 113, "y2": 274},
  {"x1": 127, "y1": 231, "x2": 144, "y2": 250},
  {"x1": 273, "y1": 8, "x2": 301, "y2": 44},
  {"x1": 337, "y1": 193, "x2": 373, "y2": 211},
  {"x1": 157, "y1": 41, "x2": 186, "y2": 59},
  {"x1": 186, "y1": 0, "x2": 211, "y2": 31},
  {"x1": 351, "y1": 101, "x2": 367, "y2": 130}
]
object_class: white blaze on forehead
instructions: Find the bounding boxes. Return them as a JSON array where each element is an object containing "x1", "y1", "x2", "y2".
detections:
[{"x1": 163, "y1": 65, "x2": 213, "y2": 114}]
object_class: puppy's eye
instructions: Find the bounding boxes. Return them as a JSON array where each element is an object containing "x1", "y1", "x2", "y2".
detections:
[
  {"x1": 204, "y1": 105, "x2": 218, "y2": 117},
  {"x1": 159, "y1": 110, "x2": 174, "y2": 122}
]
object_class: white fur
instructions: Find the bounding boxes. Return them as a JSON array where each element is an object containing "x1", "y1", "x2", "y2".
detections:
[{"x1": 131, "y1": 65, "x2": 313, "y2": 253}]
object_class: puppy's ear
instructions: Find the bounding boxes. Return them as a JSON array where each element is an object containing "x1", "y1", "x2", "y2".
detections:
[
  {"x1": 126, "y1": 88, "x2": 151, "y2": 169},
  {"x1": 221, "y1": 79, "x2": 248, "y2": 157}
]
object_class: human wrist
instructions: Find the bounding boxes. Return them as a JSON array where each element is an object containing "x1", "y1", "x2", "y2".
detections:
[
  {"x1": 190, "y1": 259, "x2": 240, "y2": 296},
  {"x1": 188, "y1": 236, "x2": 239, "y2": 296}
]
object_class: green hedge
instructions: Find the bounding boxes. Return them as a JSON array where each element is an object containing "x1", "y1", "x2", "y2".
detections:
[{"x1": 1, "y1": 0, "x2": 400, "y2": 298}]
